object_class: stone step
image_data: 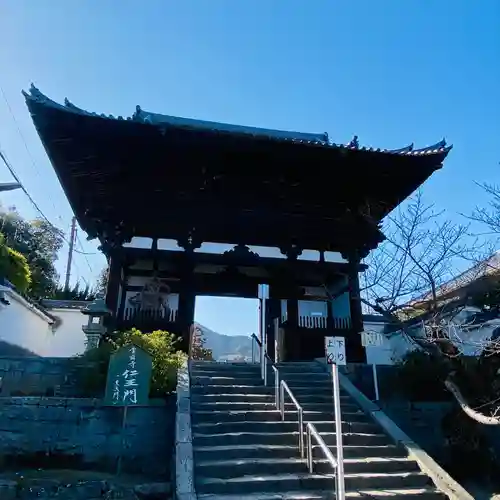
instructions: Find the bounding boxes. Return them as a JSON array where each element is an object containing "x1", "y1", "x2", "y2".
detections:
[
  {"x1": 276, "y1": 362, "x2": 324, "y2": 369},
  {"x1": 190, "y1": 385, "x2": 343, "y2": 396},
  {"x1": 192, "y1": 420, "x2": 380, "y2": 435},
  {"x1": 191, "y1": 385, "x2": 273, "y2": 395},
  {"x1": 195, "y1": 471, "x2": 431, "y2": 495},
  {"x1": 194, "y1": 444, "x2": 408, "y2": 461},
  {"x1": 191, "y1": 369, "x2": 262, "y2": 377},
  {"x1": 190, "y1": 393, "x2": 352, "y2": 404},
  {"x1": 191, "y1": 376, "x2": 336, "y2": 388},
  {"x1": 192, "y1": 402, "x2": 360, "y2": 413},
  {"x1": 196, "y1": 456, "x2": 420, "y2": 478},
  {"x1": 193, "y1": 431, "x2": 391, "y2": 447},
  {"x1": 197, "y1": 487, "x2": 447, "y2": 499},
  {"x1": 192, "y1": 376, "x2": 263, "y2": 386},
  {"x1": 270, "y1": 372, "x2": 331, "y2": 380},
  {"x1": 191, "y1": 410, "x2": 369, "y2": 424}
]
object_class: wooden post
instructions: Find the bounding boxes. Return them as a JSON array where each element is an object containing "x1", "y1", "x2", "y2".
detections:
[{"x1": 116, "y1": 405, "x2": 128, "y2": 476}]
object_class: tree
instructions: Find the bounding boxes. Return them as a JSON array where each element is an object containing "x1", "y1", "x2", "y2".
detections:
[
  {"x1": 470, "y1": 182, "x2": 500, "y2": 235},
  {"x1": 361, "y1": 191, "x2": 478, "y2": 330},
  {"x1": 0, "y1": 233, "x2": 31, "y2": 292},
  {"x1": 0, "y1": 208, "x2": 64, "y2": 298},
  {"x1": 52, "y1": 282, "x2": 97, "y2": 301},
  {"x1": 95, "y1": 266, "x2": 109, "y2": 297},
  {"x1": 190, "y1": 325, "x2": 213, "y2": 361},
  {"x1": 354, "y1": 192, "x2": 500, "y2": 428}
]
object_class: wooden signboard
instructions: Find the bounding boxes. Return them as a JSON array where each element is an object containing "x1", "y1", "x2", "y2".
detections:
[{"x1": 104, "y1": 344, "x2": 152, "y2": 406}]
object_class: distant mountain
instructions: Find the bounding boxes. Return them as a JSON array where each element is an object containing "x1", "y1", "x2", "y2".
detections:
[{"x1": 195, "y1": 323, "x2": 253, "y2": 360}]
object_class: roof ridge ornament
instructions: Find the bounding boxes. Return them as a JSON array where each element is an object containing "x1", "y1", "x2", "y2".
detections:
[{"x1": 346, "y1": 135, "x2": 359, "y2": 149}]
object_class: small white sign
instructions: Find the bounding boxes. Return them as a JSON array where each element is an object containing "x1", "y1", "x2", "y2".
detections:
[
  {"x1": 325, "y1": 336, "x2": 347, "y2": 366},
  {"x1": 361, "y1": 332, "x2": 384, "y2": 347}
]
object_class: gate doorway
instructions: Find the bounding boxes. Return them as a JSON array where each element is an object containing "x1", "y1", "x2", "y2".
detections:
[{"x1": 194, "y1": 296, "x2": 259, "y2": 362}]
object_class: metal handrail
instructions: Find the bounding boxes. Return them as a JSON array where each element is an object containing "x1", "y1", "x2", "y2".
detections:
[
  {"x1": 250, "y1": 333, "x2": 261, "y2": 364},
  {"x1": 306, "y1": 421, "x2": 338, "y2": 472},
  {"x1": 280, "y1": 380, "x2": 305, "y2": 458},
  {"x1": 306, "y1": 422, "x2": 343, "y2": 498}
]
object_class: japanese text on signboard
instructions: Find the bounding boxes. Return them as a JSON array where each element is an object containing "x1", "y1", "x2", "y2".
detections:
[
  {"x1": 112, "y1": 345, "x2": 139, "y2": 405},
  {"x1": 104, "y1": 343, "x2": 152, "y2": 407},
  {"x1": 325, "y1": 336, "x2": 347, "y2": 365}
]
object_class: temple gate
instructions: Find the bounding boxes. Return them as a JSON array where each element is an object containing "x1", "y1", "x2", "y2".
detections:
[{"x1": 24, "y1": 85, "x2": 451, "y2": 363}]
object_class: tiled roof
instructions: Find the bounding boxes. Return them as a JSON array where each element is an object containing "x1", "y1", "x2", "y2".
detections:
[
  {"x1": 41, "y1": 299, "x2": 91, "y2": 310},
  {"x1": 23, "y1": 84, "x2": 452, "y2": 157}
]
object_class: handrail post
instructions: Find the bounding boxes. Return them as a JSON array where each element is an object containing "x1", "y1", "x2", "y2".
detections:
[
  {"x1": 274, "y1": 367, "x2": 279, "y2": 410},
  {"x1": 251, "y1": 338, "x2": 255, "y2": 364},
  {"x1": 279, "y1": 381, "x2": 285, "y2": 420},
  {"x1": 298, "y1": 407, "x2": 304, "y2": 458},
  {"x1": 306, "y1": 425, "x2": 313, "y2": 473},
  {"x1": 331, "y1": 363, "x2": 345, "y2": 500}
]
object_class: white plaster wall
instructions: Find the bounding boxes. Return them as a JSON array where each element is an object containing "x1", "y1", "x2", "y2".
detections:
[
  {"x1": 363, "y1": 307, "x2": 500, "y2": 365},
  {"x1": 45, "y1": 309, "x2": 88, "y2": 357},
  {"x1": 0, "y1": 294, "x2": 54, "y2": 356}
]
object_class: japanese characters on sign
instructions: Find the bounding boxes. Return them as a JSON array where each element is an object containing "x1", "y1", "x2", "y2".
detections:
[
  {"x1": 104, "y1": 343, "x2": 152, "y2": 406},
  {"x1": 324, "y1": 336, "x2": 347, "y2": 366},
  {"x1": 361, "y1": 331, "x2": 384, "y2": 347}
]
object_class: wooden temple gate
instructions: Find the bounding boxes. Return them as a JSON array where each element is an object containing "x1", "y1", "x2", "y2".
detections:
[{"x1": 24, "y1": 85, "x2": 451, "y2": 363}]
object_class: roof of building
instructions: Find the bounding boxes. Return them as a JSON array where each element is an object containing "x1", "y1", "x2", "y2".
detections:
[
  {"x1": 24, "y1": 85, "x2": 452, "y2": 254},
  {"x1": 41, "y1": 299, "x2": 91, "y2": 311},
  {"x1": 408, "y1": 252, "x2": 500, "y2": 308},
  {"x1": 0, "y1": 279, "x2": 54, "y2": 324}
]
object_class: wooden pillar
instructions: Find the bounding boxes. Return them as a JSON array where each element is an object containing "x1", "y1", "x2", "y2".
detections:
[
  {"x1": 105, "y1": 253, "x2": 122, "y2": 314},
  {"x1": 265, "y1": 296, "x2": 281, "y2": 360},
  {"x1": 345, "y1": 253, "x2": 366, "y2": 363},
  {"x1": 177, "y1": 232, "x2": 202, "y2": 353},
  {"x1": 117, "y1": 262, "x2": 128, "y2": 322},
  {"x1": 177, "y1": 264, "x2": 196, "y2": 353},
  {"x1": 326, "y1": 289, "x2": 334, "y2": 331},
  {"x1": 104, "y1": 252, "x2": 123, "y2": 332},
  {"x1": 279, "y1": 244, "x2": 303, "y2": 362}
]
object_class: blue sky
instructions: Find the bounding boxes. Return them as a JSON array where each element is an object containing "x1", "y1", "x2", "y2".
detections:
[{"x1": 0, "y1": 1, "x2": 499, "y2": 337}]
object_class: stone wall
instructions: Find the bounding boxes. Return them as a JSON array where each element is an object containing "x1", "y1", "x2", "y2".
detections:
[
  {"x1": 341, "y1": 363, "x2": 401, "y2": 400},
  {"x1": 0, "y1": 357, "x2": 72, "y2": 396},
  {"x1": 379, "y1": 401, "x2": 453, "y2": 464},
  {"x1": 0, "y1": 396, "x2": 176, "y2": 479}
]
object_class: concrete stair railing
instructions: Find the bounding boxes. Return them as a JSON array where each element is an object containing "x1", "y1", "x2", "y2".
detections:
[{"x1": 189, "y1": 360, "x2": 454, "y2": 499}]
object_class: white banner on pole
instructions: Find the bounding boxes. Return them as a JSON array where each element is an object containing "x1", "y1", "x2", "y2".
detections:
[{"x1": 324, "y1": 336, "x2": 347, "y2": 366}]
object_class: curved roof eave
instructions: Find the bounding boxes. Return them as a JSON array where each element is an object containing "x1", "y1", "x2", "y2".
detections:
[{"x1": 23, "y1": 84, "x2": 452, "y2": 159}]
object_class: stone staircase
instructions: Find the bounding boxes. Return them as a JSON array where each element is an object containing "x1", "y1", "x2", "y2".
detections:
[{"x1": 190, "y1": 361, "x2": 449, "y2": 499}]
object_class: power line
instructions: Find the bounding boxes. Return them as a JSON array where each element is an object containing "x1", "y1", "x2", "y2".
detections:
[
  {"x1": 0, "y1": 88, "x2": 102, "y2": 286},
  {"x1": 0, "y1": 148, "x2": 56, "y2": 230},
  {"x1": 64, "y1": 217, "x2": 77, "y2": 291},
  {"x1": 76, "y1": 230, "x2": 95, "y2": 276},
  {"x1": 0, "y1": 85, "x2": 61, "y2": 217},
  {"x1": 0, "y1": 146, "x2": 98, "y2": 287}
]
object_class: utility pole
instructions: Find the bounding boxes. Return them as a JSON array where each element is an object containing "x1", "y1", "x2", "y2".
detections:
[{"x1": 64, "y1": 217, "x2": 77, "y2": 292}]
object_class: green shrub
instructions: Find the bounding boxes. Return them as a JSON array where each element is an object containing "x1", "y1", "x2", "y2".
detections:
[
  {"x1": 73, "y1": 329, "x2": 186, "y2": 398},
  {"x1": 0, "y1": 233, "x2": 31, "y2": 292},
  {"x1": 116, "y1": 328, "x2": 186, "y2": 396}
]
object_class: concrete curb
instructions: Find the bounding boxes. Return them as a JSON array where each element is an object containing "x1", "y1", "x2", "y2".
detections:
[
  {"x1": 175, "y1": 359, "x2": 197, "y2": 500},
  {"x1": 313, "y1": 359, "x2": 473, "y2": 500}
]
